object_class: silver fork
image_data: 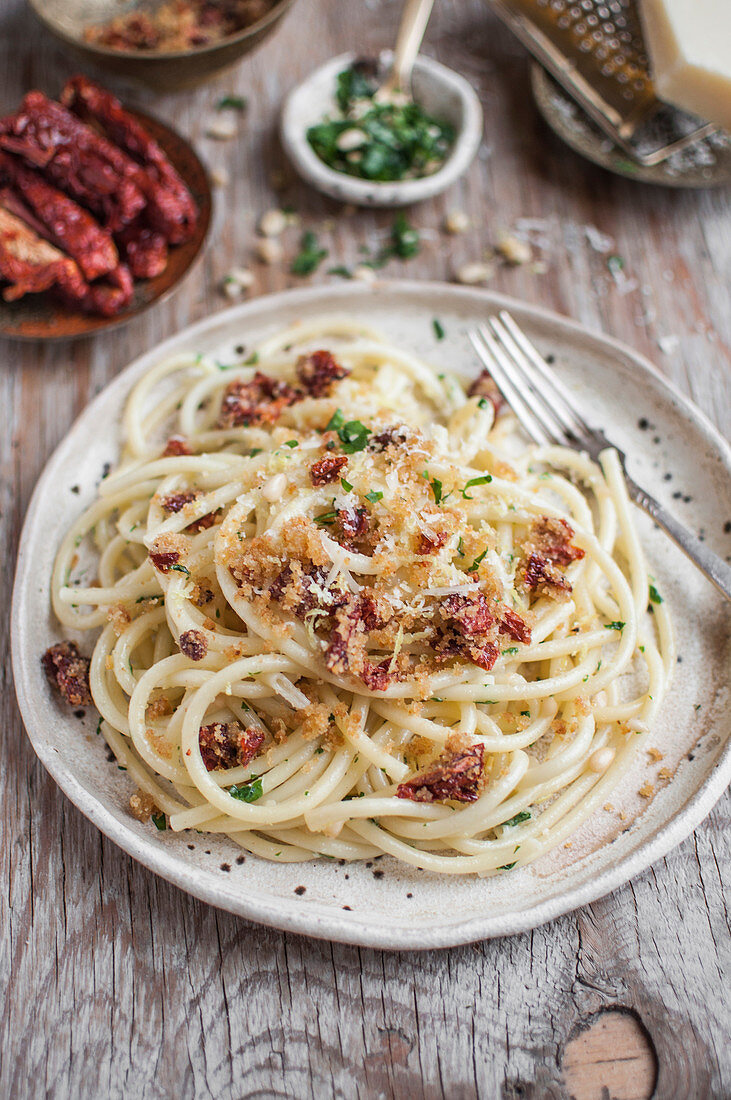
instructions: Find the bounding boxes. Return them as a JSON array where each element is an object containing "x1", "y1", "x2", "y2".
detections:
[{"x1": 469, "y1": 311, "x2": 731, "y2": 601}]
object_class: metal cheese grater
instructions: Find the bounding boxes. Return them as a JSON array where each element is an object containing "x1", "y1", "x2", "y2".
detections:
[{"x1": 489, "y1": 0, "x2": 717, "y2": 166}]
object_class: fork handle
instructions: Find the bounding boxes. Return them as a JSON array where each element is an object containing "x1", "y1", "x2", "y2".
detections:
[{"x1": 625, "y1": 476, "x2": 731, "y2": 601}]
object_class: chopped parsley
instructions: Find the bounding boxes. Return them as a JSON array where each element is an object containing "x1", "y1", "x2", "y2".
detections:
[
  {"x1": 229, "y1": 776, "x2": 263, "y2": 803},
  {"x1": 605, "y1": 621, "x2": 625, "y2": 631},
  {"x1": 430, "y1": 477, "x2": 444, "y2": 505},
  {"x1": 503, "y1": 811, "x2": 531, "y2": 827},
  {"x1": 389, "y1": 212, "x2": 421, "y2": 259},
  {"x1": 502, "y1": 647, "x2": 518, "y2": 656},
  {"x1": 336, "y1": 63, "x2": 377, "y2": 111},
  {"x1": 284, "y1": 440, "x2": 299, "y2": 448},
  {"x1": 326, "y1": 408, "x2": 345, "y2": 432},
  {"x1": 314, "y1": 510, "x2": 338, "y2": 526},
  {"x1": 340, "y1": 477, "x2": 354, "y2": 492},
  {"x1": 461, "y1": 474, "x2": 492, "y2": 499},
  {"x1": 169, "y1": 563, "x2": 190, "y2": 576},
  {"x1": 307, "y1": 64, "x2": 454, "y2": 183},
  {"x1": 365, "y1": 490, "x2": 383, "y2": 503},
  {"x1": 497, "y1": 861, "x2": 517, "y2": 871},
  {"x1": 466, "y1": 548, "x2": 488, "y2": 573},
  {"x1": 432, "y1": 318, "x2": 445, "y2": 340},
  {"x1": 648, "y1": 584, "x2": 663, "y2": 604},
  {"x1": 217, "y1": 95, "x2": 247, "y2": 111},
  {"x1": 243, "y1": 351, "x2": 259, "y2": 365},
  {"x1": 337, "y1": 419, "x2": 370, "y2": 453},
  {"x1": 328, "y1": 265, "x2": 353, "y2": 279},
  {"x1": 290, "y1": 230, "x2": 328, "y2": 276},
  {"x1": 151, "y1": 812, "x2": 167, "y2": 831},
  {"x1": 456, "y1": 537, "x2": 465, "y2": 557}
]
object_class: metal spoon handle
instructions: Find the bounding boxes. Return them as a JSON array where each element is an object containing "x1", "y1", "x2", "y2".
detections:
[{"x1": 380, "y1": 0, "x2": 436, "y2": 97}]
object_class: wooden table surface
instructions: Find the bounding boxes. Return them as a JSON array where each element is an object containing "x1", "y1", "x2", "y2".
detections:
[{"x1": 1, "y1": 1, "x2": 729, "y2": 1097}]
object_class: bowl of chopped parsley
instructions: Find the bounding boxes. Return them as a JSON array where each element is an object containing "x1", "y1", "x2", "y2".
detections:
[{"x1": 281, "y1": 51, "x2": 483, "y2": 207}]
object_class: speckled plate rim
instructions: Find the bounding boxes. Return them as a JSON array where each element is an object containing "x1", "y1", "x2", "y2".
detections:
[{"x1": 11, "y1": 281, "x2": 731, "y2": 950}]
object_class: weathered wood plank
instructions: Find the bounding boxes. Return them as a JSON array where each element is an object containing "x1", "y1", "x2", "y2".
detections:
[{"x1": 1, "y1": 0, "x2": 728, "y2": 1097}]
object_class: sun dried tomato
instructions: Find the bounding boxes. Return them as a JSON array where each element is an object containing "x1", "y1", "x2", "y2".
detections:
[
  {"x1": 397, "y1": 744, "x2": 485, "y2": 803},
  {"x1": 198, "y1": 722, "x2": 265, "y2": 772},
  {"x1": 296, "y1": 349, "x2": 349, "y2": 398},
  {"x1": 42, "y1": 641, "x2": 92, "y2": 707}
]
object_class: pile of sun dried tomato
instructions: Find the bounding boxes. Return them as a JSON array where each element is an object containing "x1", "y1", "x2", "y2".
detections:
[{"x1": 0, "y1": 75, "x2": 198, "y2": 316}]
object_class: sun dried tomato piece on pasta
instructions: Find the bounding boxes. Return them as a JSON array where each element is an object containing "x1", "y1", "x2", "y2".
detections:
[
  {"x1": 368, "y1": 427, "x2": 409, "y2": 452},
  {"x1": 198, "y1": 722, "x2": 265, "y2": 771},
  {"x1": 519, "y1": 517, "x2": 584, "y2": 598},
  {"x1": 160, "y1": 490, "x2": 220, "y2": 532},
  {"x1": 441, "y1": 593, "x2": 494, "y2": 636},
  {"x1": 416, "y1": 529, "x2": 449, "y2": 555},
  {"x1": 335, "y1": 506, "x2": 371, "y2": 551},
  {"x1": 161, "y1": 435, "x2": 192, "y2": 457},
  {"x1": 499, "y1": 608, "x2": 531, "y2": 644},
  {"x1": 42, "y1": 641, "x2": 92, "y2": 707},
  {"x1": 361, "y1": 659, "x2": 392, "y2": 692},
  {"x1": 149, "y1": 549, "x2": 180, "y2": 572},
  {"x1": 179, "y1": 630, "x2": 207, "y2": 661},
  {"x1": 310, "y1": 453, "x2": 348, "y2": 486},
  {"x1": 467, "y1": 368, "x2": 505, "y2": 416},
  {"x1": 397, "y1": 744, "x2": 485, "y2": 804},
  {"x1": 295, "y1": 349, "x2": 349, "y2": 398},
  {"x1": 161, "y1": 490, "x2": 197, "y2": 512},
  {"x1": 435, "y1": 593, "x2": 501, "y2": 671},
  {"x1": 217, "y1": 372, "x2": 299, "y2": 428},
  {"x1": 323, "y1": 592, "x2": 392, "y2": 683}
]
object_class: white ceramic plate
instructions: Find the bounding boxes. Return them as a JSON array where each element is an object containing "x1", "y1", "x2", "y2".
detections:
[{"x1": 12, "y1": 282, "x2": 731, "y2": 950}]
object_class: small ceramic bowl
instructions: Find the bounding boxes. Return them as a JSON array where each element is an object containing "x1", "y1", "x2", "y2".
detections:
[
  {"x1": 28, "y1": 0, "x2": 299, "y2": 92},
  {"x1": 280, "y1": 50, "x2": 484, "y2": 207}
]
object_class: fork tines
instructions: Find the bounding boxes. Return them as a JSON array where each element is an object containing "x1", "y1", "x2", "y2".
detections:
[{"x1": 469, "y1": 312, "x2": 604, "y2": 458}]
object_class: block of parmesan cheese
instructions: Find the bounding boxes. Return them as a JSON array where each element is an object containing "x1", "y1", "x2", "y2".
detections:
[{"x1": 640, "y1": 0, "x2": 731, "y2": 130}]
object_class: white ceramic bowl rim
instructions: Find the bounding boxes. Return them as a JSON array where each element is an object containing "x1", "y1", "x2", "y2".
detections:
[
  {"x1": 280, "y1": 51, "x2": 484, "y2": 206},
  {"x1": 11, "y1": 281, "x2": 731, "y2": 950}
]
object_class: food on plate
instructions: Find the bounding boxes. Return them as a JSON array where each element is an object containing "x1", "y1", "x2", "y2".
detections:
[
  {"x1": 0, "y1": 205, "x2": 133, "y2": 316},
  {"x1": 46, "y1": 319, "x2": 673, "y2": 873},
  {"x1": 61, "y1": 77, "x2": 198, "y2": 246},
  {"x1": 0, "y1": 77, "x2": 198, "y2": 316},
  {"x1": 307, "y1": 61, "x2": 455, "y2": 183},
  {"x1": 0, "y1": 151, "x2": 120, "y2": 281},
  {"x1": 83, "y1": 0, "x2": 275, "y2": 53}
]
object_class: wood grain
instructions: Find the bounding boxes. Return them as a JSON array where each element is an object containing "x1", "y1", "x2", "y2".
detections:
[{"x1": 1, "y1": 1, "x2": 729, "y2": 1097}]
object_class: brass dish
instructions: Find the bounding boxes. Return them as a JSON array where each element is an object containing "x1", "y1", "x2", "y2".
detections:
[
  {"x1": 27, "y1": 0, "x2": 298, "y2": 91},
  {"x1": 0, "y1": 105, "x2": 212, "y2": 341}
]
